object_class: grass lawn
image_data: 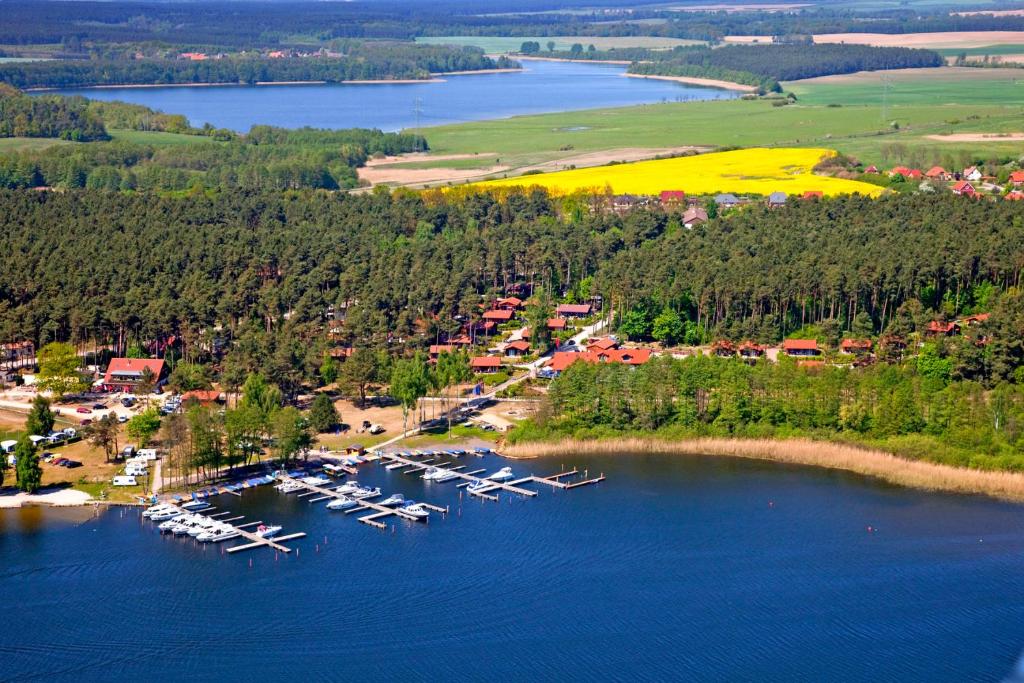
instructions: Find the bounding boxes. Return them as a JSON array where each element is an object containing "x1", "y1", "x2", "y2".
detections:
[
  {"x1": 108, "y1": 129, "x2": 214, "y2": 146},
  {"x1": 785, "y1": 68, "x2": 1024, "y2": 106},
  {"x1": 0, "y1": 137, "x2": 73, "y2": 153},
  {"x1": 415, "y1": 35, "x2": 703, "y2": 53},
  {"x1": 936, "y1": 45, "x2": 1024, "y2": 57},
  {"x1": 419, "y1": 95, "x2": 1024, "y2": 170},
  {"x1": 397, "y1": 423, "x2": 499, "y2": 448}
]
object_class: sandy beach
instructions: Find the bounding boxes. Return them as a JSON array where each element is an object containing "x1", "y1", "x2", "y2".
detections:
[{"x1": 624, "y1": 72, "x2": 757, "y2": 92}]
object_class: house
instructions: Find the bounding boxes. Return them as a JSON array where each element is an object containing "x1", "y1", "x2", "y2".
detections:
[
  {"x1": 864, "y1": 165, "x2": 879, "y2": 174},
  {"x1": 682, "y1": 206, "x2": 709, "y2": 228},
  {"x1": 1010, "y1": 171, "x2": 1024, "y2": 187},
  {"x1": 181, "y1": 390, "x2": 223, "y2": 406},
  {"x1": 767, "y1": 191, "x2": 787, "y2": 208},
  {"x1": 545, "y1": 347, "x2": 653, "y2": 375},
  {"x1": 505, "y1": 340, "x2": 531, "y2": 357},
  {"x1": 102, "y1": 358, "x2": 167, "y2": 392},
  {"x1": 960, "y1": 313, "x2": 990, "y2": 326},
  {"x1": 329, "y1": 346, "x2": 353, "y2": 360},
  {"x1": 801, "y1": 190, "x2": 823, "y2": 200},
  {"x1": 547, "y1": 318, "x2": 568, "y2": 331},
  {"x1": 547, "y1": 351, "x2": 582, "y2": 374},
  {"x1": 715, "y1": 193, "x2": 740, "y2": 208},
  {"x1": 450, "y1": 334, "x2": 474, "y2": 347},
  {"x1": 556, "y1": 303, "x2": 592, "y2": 318},
  {"x1": 1, "y1": 340, "x2": 35, "y2": 370},
  {"x1": 495, "y1": 297, "x2": 523, "y2": 310},
  {"x1": 586, "y1": 337, "x2": 619, "y2": 352},
  {"x1": 613, "y1": 194, "x2": 641, "y2": 213},
  {"x1": 963, "y1": 166, "x2": 983, "y2": 181},
  {"x1": 878, "y1": 336, "x2": 907, "y2": 358},
  {"x1": 179, "y1": 52, "x2": 209, "y2": 61},
  {"x1": 951, "y1": 180, "x2": 976, "y2": 197},
  {"x1": 1006, "y1": 191, "x2": 1024, "y2": 201},
  {"x1": 925, "y1": 166, "x2": 950, "y2": 181},
  {"x1": 839, "y1": 338, "x2": 872, "y2": 355},
  {"x1": 471, "y1": 320, "x2": 497, "y2": 336},
  {"x1": 659, "y1": 190, "x2": 686, "y2": 206},
  {"x1": 738, "y1": 341, "x2": 765, "y2": 360},
  {"x1": 428, "y1": 344, "x2": 456, "y2": 359},
  {"x1": 782, "y1": 339, "x2": 820, "y2": 357},
  {"x1": 482, "y1": 308, "x2": 515, "y2": 323},
  {"x1": 711, "y1": 340, "x2": 736, "y2": 357},
  {"x1": 926, "y1": 320, "x2": 959, "y2": 336},
  {"x1": 905, "y1": 169, "x2": 923, "y2": 180},
  {"x1": 470, "y1": 356, "x2": 502, "y2": 373},
  {"x1": 889, "y1": 166, "x2": 912, "y2": 178}
]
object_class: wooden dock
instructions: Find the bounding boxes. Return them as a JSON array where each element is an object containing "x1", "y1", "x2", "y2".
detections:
[
  {"x1": 275, "y1": 474, "x2": 429, "y2": 528},
  {"x1": 379, "y1": 453, "x2": 538, "y2": 498}
]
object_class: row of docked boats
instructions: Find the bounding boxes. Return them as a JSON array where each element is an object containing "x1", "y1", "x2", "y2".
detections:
[
  {"x1": 142, "y1": 504, "x2": 282, "y2": 543},
  {"x1": 422, "y1": 465, "x2": 514, "y2": 483}
]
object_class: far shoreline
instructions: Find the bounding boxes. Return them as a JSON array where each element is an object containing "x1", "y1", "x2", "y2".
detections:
[
  {"x1": 502, "y1": 436, "x2": 1024, "y2": 503},
  {"x1": 623, "y1": 72, "x2": 757, "y2": 93}
]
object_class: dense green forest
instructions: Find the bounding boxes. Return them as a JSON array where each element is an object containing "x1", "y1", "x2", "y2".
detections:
[
  {"x1": 0, "y1": 124, "x2": 427, "y2": 190},
  {"x1": 512, "y1": 341, "x2": 1024, "y2": 471},
  {"x1": 0, "y1": 85, "x2": 108, "y2": 141},
  {"x1": 0, "y1": 46, "x2": 516, "y2": 89},
  {"x1": 628, "y1": 44, "x2": 944, "y2": 91},
  {"x1": 3, "y1": 1, "x2": 1024, "y2": 50},
  {"x1": 0, "y1": 189, "x2": 1021, "y2": 379}
]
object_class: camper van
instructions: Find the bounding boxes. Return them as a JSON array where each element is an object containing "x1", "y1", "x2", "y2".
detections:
[
  {"x1": 0, "y1": 440, "x2": 16, "y2": 454},
  {"x1": 136, "y1": 448, "x2": 158, "y2": 461},
  {"x1": 112, "y1": 475, "x2": 137, "y2": 486},
  {"x1": 125, "y1": 463, "x2": 148, "y2": 477}
]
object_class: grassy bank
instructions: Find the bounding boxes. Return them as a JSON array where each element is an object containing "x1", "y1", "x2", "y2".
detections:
[{"x1": 502, "y1": 436, "x2": 1024, "y2": 503}]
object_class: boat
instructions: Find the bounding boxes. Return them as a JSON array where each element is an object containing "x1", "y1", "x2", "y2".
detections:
[
  {"x1": 351, "y1": 486, "x2": 381, "y2": 499},
  {"x1": 379, "y1": 493, "x2": 405, "y2": 507},
  {"x1": 334, "y1": 481, "x2": 361, "y2": 495},
  {"x1": 148, "y1": 507, "x2": 184, "y2": 521},
  {"x1": 276, "y1": 481, "x2": 304, "y2": 493},
  {"x1": 322, "y1": 463, "x2": 347, "y2": 476},
  {"x1": 485, "y1": 467, "x2": 514, "y2": 482},
  {"x1": 197, "y1": 527, "x2": 240, "y2": 543},
  {"x1": 432, "y1": 468, "x2": 459, "y2": 483},
  {"x1": 181, "y1": 499, "x2": 211, "y2": 512},
  {"x1": 255, "y1": 524, "x2": 282, "y2": 538},
  {"x1": 326, "y1": 496, "x2": 358, "y2": 510},
  {"x1": 142, "y1": 503, "x2": 177, "y2": 518},
  {"x1": 385, "y1": 461, "x2": 405, "y2": 471},
  {"x1": 467, "y1": 480, "x2": 494, "y2": 494},
  {"x1": 159, "y1": 515, "x2": 191, "y2": 533},
  {"x1": 187, "y1": 518, "x2": 219, "y2": 537},
  {"x1": 401, "y1": 502, "x2": 430, "y2": 520},
  {"x1": 301, "y1": 475, "x2": 332, "y2": 487}
]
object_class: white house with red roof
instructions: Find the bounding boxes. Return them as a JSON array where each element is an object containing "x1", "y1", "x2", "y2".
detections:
[{"x1": 102, "y1": 358, "x2": 167, "y2": 392}]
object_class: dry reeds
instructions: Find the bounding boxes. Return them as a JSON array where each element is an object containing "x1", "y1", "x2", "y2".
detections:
[{"x1": 503, "y1": 437, "x2": 1024, "y2": 503}]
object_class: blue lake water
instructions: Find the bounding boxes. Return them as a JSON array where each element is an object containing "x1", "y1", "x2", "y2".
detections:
[
  {"x1": 2, "y1": 451, "x2": 1023, "y2": 682},
  {"x1": 51, "y1": 60, "x2": 735, "y2": 132}
]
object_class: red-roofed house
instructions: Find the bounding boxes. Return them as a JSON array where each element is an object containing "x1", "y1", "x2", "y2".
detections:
[
  {"x1": 864, "y1": 165, "x2": 879, "y2": 174},
  {"x1": 1006, "y1": 191, "x2": 1024, "y2": 201},
  {"x1": 801, "y1": 190, "x2": 824, "y2": 200},
  {"x1": 711, "y1": 340, "x2": 736, "y2": 357},
  {"x1": 548, "y1": 318, "x2": 567, "y2": 331},
  {"x1": 470, "y1": 356, "x2": 502, "y2": 373},
  {"x1": 505, "y1": 340, "x2": 531, "y2": 357},
  {"x1": 906, "y1": 169, "x2": 923, "y2": 180},
  {"x1": 927, "y1": 320, "x2": 959, "y2": 336},
  {"x1": 450, "y1": 334, "x2": 474, "y2": 346},
  {"x1": 839, "y1": 338, "x2": 872, "y2": 355},
  {"x1": 659, "y1": 190, "x2": 686, "y2": 206},
  {"x1": 1010, "y1": 171, "x2": 1024, "y2": 187},
  {"x1": 482, "y1": 309, "x2": 515, "y2": 323},
  {"x1": 889, "y1": 166, "x2": 912, "y2": 178},
  {"x1": 782, "y1": 339, "x2": 820, "y2": 357},
  {"x1": 586, "y1": 337, "x2": 619, "y2": 352},
  {"x1": 429, "y1": 344, "x2": 455, "y2": 359},
  {"x1": 181, "y1": 389, "x2": 223, "y2": 406},
  {"x1": 102, "y1": 358, "x2": 167, "y2": 392},
  {"x1": 545, "y1": 347, "x2": 653, "y2": 375},
  {"x1": 963, "y1": 166, "x2": 982, "y2": 181},
  {"x1": 738, "y1": 341, "x2": 765, "y2": 360},
  {"x1": 495, "y1": 297, "x2": 523, "y2": 310},
  {"x1": 556, "y1": 303, "x2": 592, "y2": 318},
  {"x1": 547, "y1": 351, "x2": 582, "y2": 374},
  {"x1": 925, "y1": 166, "x2": 950, "y2": 180},
  {"x1": 952, "y1": 181, "x2": 976, "y2": 197},
  {"x1": 960, "y1": 313, "x2": 990, "y2": 326}
]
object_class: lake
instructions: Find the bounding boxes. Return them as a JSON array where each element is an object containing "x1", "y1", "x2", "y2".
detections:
[
  {"x1": 2, "y1": 451, "x2": 1023, "y2": 682},
  {"x1": 50, "y1": 60, "x2": 736, "y2": 132}
]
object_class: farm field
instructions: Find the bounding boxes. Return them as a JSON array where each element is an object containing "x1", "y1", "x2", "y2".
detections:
[
  {"x1": 813, "y1": 31, "x2": 1024, "y2": 49},
  {"x1": 108, "y1": 129, "x2": 214, "y2": 146},
  {"x1": 414, "y1": 35, "x2": 704, "y2": 53},
  {"x1": 0, "y1": 136, "x2": 72, "y2": 153},
  {"x1": 472, "y1": 148, "x2": 883, "y2": 197},
  {"x1": 785, "y1": 67, "x2": 1024, "y2": 106}
]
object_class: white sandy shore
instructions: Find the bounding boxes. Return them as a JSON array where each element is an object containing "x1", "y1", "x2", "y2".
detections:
[
  {"x1": 623, "y1": 72, "x2": 757, "y2": 92},
  {"x1": 0, "y1": 487, "x2": 92, "y2": 508}
]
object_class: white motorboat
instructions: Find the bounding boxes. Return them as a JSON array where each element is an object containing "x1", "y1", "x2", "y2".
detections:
[
  {"x1": 401, "y1": 502, "x2": 430, "y2": 520},
  {"x1": 322, "y1": 463, "x2": 347, "y2": 476},
  {"x1": 181, "y1": 499, "x2": 211, "y2": 512},
  {"x1": 187, "y1": 518, "x2": 219, "y2": 537},
  {"x1": 276, "y1": 481, "x2": 304, "y2": 493},
  {"x1": 142, "y1": 503, "x2": 177, "y2": 518},
  {"x1": 485, "y1": 467, "x2": 514, "y2": 482},
  {"x1": 334, "y1": 481, "x2": 361, "y2": 495},
  {"x1": 326, "y1": 496, "x2": 357, "y2": 510},
  {"x1": 301, "y1": 475, "x2": 332, "y2": 487},
  {"x1": 148, "y1": 507, "x2": 183, "y2": 522},
  {"x1": 422, "y1": 466, "x2": 457, "y2": 481},
  {"x1": 467, "y1": 480, "x2": 494, "y2": 495},
  {"x1": 385, "y1": 462, "x2": 405, "y2": 471},
  {"x1": 255, "y1": 524, "x2": 282, "y2": 538},
  {"x1": 351, "y1": 486, "x2": 381, "y2": 499},
  {"x1": 379, "y1": 493, "x2": 405, "y2": 507},
  {"x1": 197, "y1": 527, "x2": 240, "y2": 543}
]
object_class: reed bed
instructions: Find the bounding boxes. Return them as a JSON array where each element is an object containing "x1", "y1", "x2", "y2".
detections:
[{"x1": 503, "y1": 437, "x2": 1024, "y2": 503}]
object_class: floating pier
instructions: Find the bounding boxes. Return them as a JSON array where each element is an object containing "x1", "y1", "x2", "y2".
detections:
[{"x1": 274, "y1": 474, "x2": 436, "y2": 528}]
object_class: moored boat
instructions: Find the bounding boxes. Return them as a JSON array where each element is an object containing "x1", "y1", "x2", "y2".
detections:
[{"x1": 485, "y1": 467, "x2": 514, "y2": 482}]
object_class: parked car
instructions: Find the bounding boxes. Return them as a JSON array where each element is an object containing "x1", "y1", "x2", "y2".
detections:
[
  {"x1": 120, "y1": 397, "x2": 136, "y2": 407},
  {"x1": 118, "y1": 415, "x2": 129, "y2": 423},
  {"x1": 76, "y1": 407, "x2": 91, "y2": 414},
  {"x1": 80, "y1": 419, "x2": 92, "y2": 426},
  {"x1": 63, "y1": 460, "x2": 82, "y2": 468},
  {"x1": 368, "y1": 424, "x2": 385, "y2": 435},
  {"x1": 52, "y1": 458, "x2": 69, "y2": 467},
  {"x1": 92, "y1": 403, "x2": 106, "y2": 410},
  {"x1": 62, "y1": 427, "x2": 77, "y2": 438}
]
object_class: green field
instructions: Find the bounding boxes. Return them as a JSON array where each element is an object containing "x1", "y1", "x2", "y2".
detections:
[
  {"x1": 415, "y1": 35, "x2": 704, "y2": 53},
  {"x1": 418, "y1": 92, "x2": 1024, "y2": 171},
  {"x1": 936, "y1": 45, "x2": 1024, "y2": 57},
  {"x1": 0, "y1": 137, "x2": 72, "y2": 153},
  {"x1": 785, "y1": 68, "x2": 1024, "y2": 106},
  {"x1": 108, "y1": 129, "x2": 214, "y2": 146}
]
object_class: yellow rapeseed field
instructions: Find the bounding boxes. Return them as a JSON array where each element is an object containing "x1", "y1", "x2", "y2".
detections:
[{"x1": 475, "y1": 147, "x2": 883, "y2": 197}]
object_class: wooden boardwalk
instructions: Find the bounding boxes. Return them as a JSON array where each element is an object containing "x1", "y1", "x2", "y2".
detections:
[{"x1": 275, "y1": 474, "x2": 432, "y2": 528}]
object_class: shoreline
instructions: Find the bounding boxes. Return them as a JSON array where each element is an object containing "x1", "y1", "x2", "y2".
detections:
[
  {"x1": 502, "y1": 436, "x2": 1024, "y2": 503},
  {"x1": 516, "y1": 55, "x2": 633, "y2": 65},
  {"x1": 623, "y1": 72, "x2": 757, "y2": 92}
]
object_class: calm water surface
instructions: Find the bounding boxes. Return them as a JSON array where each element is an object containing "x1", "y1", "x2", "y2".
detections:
[
  {"x1": 50, "y1": 60, "x2": 735, "y2": 132},
  {"x1": 2, "y1": 452, "x2": 1023, "y2": 681}
]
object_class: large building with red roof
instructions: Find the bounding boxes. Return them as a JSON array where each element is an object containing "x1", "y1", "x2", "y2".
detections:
[{"x1": 102, "y1": 358, "x2": 167, "y2": 392}]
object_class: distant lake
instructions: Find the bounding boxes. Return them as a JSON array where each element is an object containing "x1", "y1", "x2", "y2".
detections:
[
  {"x1": 50, "y1": 60, "x2": 736, "y2": 132},
  {"x1": 3, "y1": 451, "x2": 1024, "y2": 681}
]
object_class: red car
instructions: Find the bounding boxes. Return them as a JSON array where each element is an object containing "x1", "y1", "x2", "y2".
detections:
[{"x1": 75, "y1": 407, "x2": 91, "y2": 414}]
